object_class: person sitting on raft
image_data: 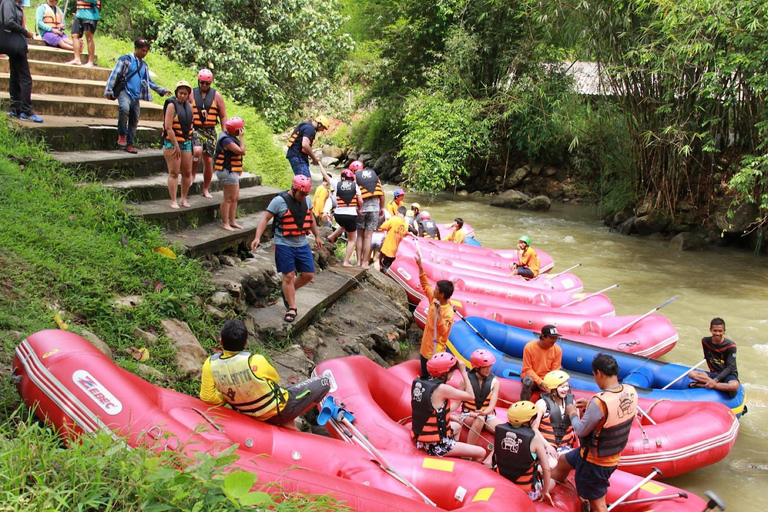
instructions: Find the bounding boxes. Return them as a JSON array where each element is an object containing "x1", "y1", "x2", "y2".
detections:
[
  {"x1": 509, "y1": 235, "x2": 540, "y2": 279},
  {"x1": 200, "y1": 320, "x2": 330, "y2": 429},
  {"x1": 520, "y1": 325, "x2": 563, "y2": 401},
  {"x1": 417, "y1": 211, "x2": 441, "y2": 239},
  {"x1": 407, "y1": 203, "x2": 421, "y2": 235},
  {"x1": 687, "y1": 317, "x2": 740, "y2": 398},
  {"x1": 386, "y1": 188, "x2": 406, "y2": 217},
  {"x1": 411, "y1": 352, "x2": 486, "y2": 462},
  {"x1": 444, "y1": 217, "x2": 468, "y2": 243},
  {"x1": 533, "y1": 370, "x2": 577, "y2": 465},
  {"x1": 458, "y1": 349, "x2": 502, "y2": 447},
  {"x1": 491, "y1": 401, "x2": 555, "y2": 505},
  {"x1": 415, "y1": 252, "x2": 455, "y2": 377}
]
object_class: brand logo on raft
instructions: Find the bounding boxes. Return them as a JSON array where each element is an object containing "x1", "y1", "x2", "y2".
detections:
[
  {"x1": 73, "y1": 370, "x2": 123, "y2": 415},
  {"x1": 397, "y1": 267, "x2": 411, "y2": 280}
]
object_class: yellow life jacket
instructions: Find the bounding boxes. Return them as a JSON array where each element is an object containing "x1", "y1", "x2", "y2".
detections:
[{"x1": 209, "y1": 352, "x2": 285, "y2": 420}]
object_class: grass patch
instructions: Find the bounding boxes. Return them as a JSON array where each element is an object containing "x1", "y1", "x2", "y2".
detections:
[{"x1": 94, "y1": 35, "x2": 292, "y2": 190}]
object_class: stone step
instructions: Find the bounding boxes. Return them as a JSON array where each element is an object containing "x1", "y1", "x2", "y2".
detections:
[
  {"x1": 10, "y1": 115, "x2": 162, "y2": 152},
  {"x1": 51, "y1": 148, "x2": 166, "y2": 179},
  {"x1": 27, "y1": 45, "x2": 96, "y2": 65},
  {"x1": 105, "y1": 171, "x2": 263, "y2": 202},
  {"x1": 166, "y1": 211, "x2": 266, "y2": 257},
  {"x1": 0, "y1": 91, "x2": 163, "y2": 120},
  {"x1": 129, "y1": 185, "x2": 281, "y2": 232},
  {"x1": 247, "y1": 265, "x2": 367, "y2": 337},
  {"x1": 0, "y1": 58, "x2": 111, "y2": 81},
  {"x1": 0, "y1": 73, "x2": 106, "y2": 98}
]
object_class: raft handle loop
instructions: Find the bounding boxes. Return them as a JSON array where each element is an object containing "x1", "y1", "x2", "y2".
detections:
[{"x1": 189, "y1": 407, "x2": 224, "y2": 432}]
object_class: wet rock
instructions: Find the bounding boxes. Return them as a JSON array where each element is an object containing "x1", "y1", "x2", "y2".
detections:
[
  {"x1": 713, "y1": 196, "x2": 759, "y2": 234},
  {"x1": 373, "y1": 153, "x2": 394, "y2": 175},
  {"x1": 211, "y1": 291, "x2": 234, "y2": 308},
  {"x1": 358, "y1": 154, "x2": 373, "y2": 165},
  {"x1": 669, "y1": 232, "x2": 708, "y2": 251},
  {"x1": 162, "y1": 319, "x2": 207, "y2": 377},
  {"x1": 490, "y1": 189, "x2": 531, "y2": 209},
  {"x1": 505, "y1": 166, "x2": 530, "y2": 188},
  {"x1": 80, "y1": 329, "x2": 113, "y2": 359},
  {"x1": 205, "y1": 304, "x2": 228, "y2": 321},
  {"x1": 457, "y1": 190, "x2": 469, "y2": 196},
  {"x1": 525, "y1": 195, "x2": 552, "y2": 212},
  {"x1": 272, "y1": 344, "x2": 315, "y2": 382},
  {"x1": 613, "y1": 210, "x2": 632, "y2": 227},
  {"x1": 322, "y1": 145, "x2": 344, "y2": 159},
  {"x1": 633, "y1": 214, "x2": 669, "y2": 236},
  {"x1": 219, "y1": 255, "x2": 237, "y2": 267},
  {"x1": 134, "y1": 327, "x2": 158, "y2": 346},
  {"x1": 618, "y1": 217, "x2": 636, "y2": 235},
  {"x1": 471, "y1": 191, "x2": 484, "y2": 197},
  {"x1": 321, "y1": 156, "x2": 339, "y2": 168}
]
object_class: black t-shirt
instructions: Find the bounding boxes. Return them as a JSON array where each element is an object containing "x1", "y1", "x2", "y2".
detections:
[
  {"x1": 702, "y1": 336, "x2": 738, "y2": 381},
  {"x1": 285, "y1": 121, "x2": 316, "y2": 160}
]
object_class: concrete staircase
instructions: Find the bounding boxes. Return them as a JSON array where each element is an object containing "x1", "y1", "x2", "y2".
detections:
[{"x1": 2, "y1": 37, "x2": 358, "y2": 337}]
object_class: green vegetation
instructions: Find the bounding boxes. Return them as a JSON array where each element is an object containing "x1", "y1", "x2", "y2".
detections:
[
  {"x1": 94, "y1": 35, "x2": 292, "y2": 190},
  {"x1": 0, "y1": 410, "x2": 349, "y2": 511}
]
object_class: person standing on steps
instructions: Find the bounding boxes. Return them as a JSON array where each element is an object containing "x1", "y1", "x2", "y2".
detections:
[
  {"x1": 190, "y1": 68, "x2": 227, "y2": 199},
  {"x1": 1, "y1": 0, "x2": 44, "y2": 122},
  {"x1": 214, "y1": 117, "x2": 246, "y2": 231},
  {"x1": 66, "y1": 0, "x2": 98, "y2": 67},
  {"x1": 285, "y1": 116, "x2": 329, "y2": 178},
  {"x1": 353, "y1": 162, "x2": 385, "y2": 270},
  {"x1": 551, "y1": 353, "x2": 638, "y2": 512},
  {"x1": 251, "y1": 175, "x2": 325, "y2": 323},
  {"x1": 36, "y1": 0, "x2": 81, "y2": 51},
  {"x1": 162, "y1": 81, "x2": 194, "y2": 210},
  {"x1": 105, "y1": 38, "x2": 170, "y2": 154}
]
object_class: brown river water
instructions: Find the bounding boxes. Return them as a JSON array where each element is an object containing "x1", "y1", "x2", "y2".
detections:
[{"x1": 397, "y1": 190, "x2": 768, "y2": 511}]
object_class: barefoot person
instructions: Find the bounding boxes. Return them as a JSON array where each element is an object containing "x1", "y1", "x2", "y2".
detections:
[
  {"x1": 687, "y1": 317, "x2": 740, "y2": 397},
  {"x1": 213, "y1": 117, "x2": 246, "y2": 230},
  {"x1": 353, "y1": 162, "x2": 385, "y2": 269},
  {"x1": 191, "y1": 68, "x2": 227, "y2": 198},
  {"x1": 251, "y1": 175, "x2": 325, "y2": 323},
  {"x1": 459, "y1": 349, "x2": 503, "y2": 447},
  {"x1": 35, "y1": 0, "x2": 81, "y2": 51},
  {"x1": 200, "y1": 320, "x2": 330, "y2": 429},
  {"x1": 66, "y1": 0, "x2": 98, "y2": 67},
  {"x1": 321, "y1": 166, "x2": 363, "y2": 267},
  {"x1": 162, "y1": 81, "x2": 194, "y2": 210}
]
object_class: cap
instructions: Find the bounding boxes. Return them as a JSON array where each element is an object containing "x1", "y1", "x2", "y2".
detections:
[{"x1": 541, "y1": 325, "x2": 559, "y2": 338}]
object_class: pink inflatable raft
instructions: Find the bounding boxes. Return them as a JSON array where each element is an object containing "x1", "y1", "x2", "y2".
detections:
[
  {"x1": 316, "y1": 356, "x2": 738, "y2": 481},
  {"x1": 413, "y1": 299, "x2": 678, "y2": 358}
]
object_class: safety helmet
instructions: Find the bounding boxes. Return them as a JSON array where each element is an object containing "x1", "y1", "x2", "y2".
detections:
[
  {"x1": 341, "y1": 169, "x2": 355, "y2": 181},
  {"x1": 426, "y1": 352, "x2": 457, "y2": 378},
  {"x1": 315, "y1": 115, "x2": 330, "y2": 129},
  {"x1": 174, "y1": 80, "x2": 192, "y2": 94},
  {"x1": 292, "y1": 175, "x2": 312, "y2": 194},
  {"x1": 406, "y1": 210, "x2": 415, "y2": 218},
  {"x1": 470, "y1": 349, "x2": 496, "y2": 368},
  {"x1": 225, "y1": 117, "x2": 245, "y2": 133},
  {"x1": 197, "y1": 68, "x2": 213, "y2": 82},
  {"x1": 420, "y1": 211, "x2": 431, "y2": 220},
  {"x1": 507, "y1": 401, "x2": 539, "y2": 427},
  {"x1": 519, "y1": 235, "x2": 531, "y2": 246},
  {"x1": 411, "y1": 203, "x2": 421, "y2": 211},
  {"x1": 348, "y1": 160, "x2": 364, "y2": 172},
  {"x1": 543, "y1": 370, "x2": 570, "y2": 391},
  {"x1": 394, "y1": 188, "x2": 405, "y2": 198}
]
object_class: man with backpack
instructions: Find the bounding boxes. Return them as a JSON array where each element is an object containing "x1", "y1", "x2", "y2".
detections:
[{"x1": 104, "y1": 38, "x2": 170, "y2": 153}]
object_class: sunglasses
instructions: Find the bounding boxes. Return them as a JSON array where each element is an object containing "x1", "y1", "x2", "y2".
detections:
[{"x1": 199, "y1": 81, "x2": 212, "y2": 85}]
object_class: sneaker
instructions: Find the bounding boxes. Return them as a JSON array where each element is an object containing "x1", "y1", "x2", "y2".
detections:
[
  {"x1": 124, "y1": 145, "x2": 138, "y2": 154},
  {"x1": 117, "y1": 134, "x2": 127, "y2": 147},
  {"x1": 19, "y1": 112, "x2": 44, "y2": 123},
  {"x1": 8, "y1": 110, "x2": 17, "y2": 118}
]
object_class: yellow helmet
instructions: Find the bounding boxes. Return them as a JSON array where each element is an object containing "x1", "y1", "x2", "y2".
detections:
[
  {"x1": 315, "y1": 115, "x2": 330, "y2": 129},
  {"x1": 507, "y1": 401, "x2": 538, "y2": 427},
  {"x1": 543, "y1": 370, "x2": 570, "y2": 391}
]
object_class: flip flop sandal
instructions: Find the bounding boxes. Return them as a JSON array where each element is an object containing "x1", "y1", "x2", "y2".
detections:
[{"x1": 284, "y1": 308, "x2": 298, "y2": 323}]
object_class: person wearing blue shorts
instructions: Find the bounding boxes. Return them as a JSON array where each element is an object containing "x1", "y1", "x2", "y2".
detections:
[
  {"x1": 551, "y1": 354, "x2": 638, "y2": 512},
  {"x1": 285, "y1": 116, "x2": 329, "y2": 177},
  {"x1": 251, "y1": 175, "x2": 325, "y2": 322},
  {"x1": 162, "y1": 81, "x2": 194, "y2": 209}
]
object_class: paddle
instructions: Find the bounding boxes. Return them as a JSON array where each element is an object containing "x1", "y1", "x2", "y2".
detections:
[
  {"x1": 607, "y1": 467, "x2": 662, "y2": 511},
  {"x1": 606, "y1": 295, "x2": 679, "y2": 338},
  {"x1": 662, "y1": 358, "x2": 706, "y2": 390},
  {"x1": 703, "y1": 490, "x2": 726, "y2": 511},
  {"x1": 561, "y1": 284, "x2": 620, "y2": 308},
  {"x1": 453, "y1": 309, "x2": 496, "y2": 350},
  {"x1": 541, "y1": 263, "x2": 581, "y2": 280},
  {"x1": 614, "y1": 492, "x2": 687, "y2": 507}
]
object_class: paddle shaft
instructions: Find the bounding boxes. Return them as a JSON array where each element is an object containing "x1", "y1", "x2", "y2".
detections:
[
  {"x1": 607, "y1": 467, "x2": 662, "y2": 511},
  {"x1": 636, "y1": 406, "x2": 657, "y2": 426},
  {"x1": 612, "y1": 493, "x2": 687, "y2": 506},
  {"x1": 542, "y1": 263, "x2": 581, "y2": 280},
  {"x1": 453, "y1": 309, "x2": 496, "y2": 350},
  {"x1": 606, "y1": 295, "x2": 680, "y2": 338},
  {"x1": 561, "y1": 284, "x2": 620, "y2": 307},
  {"x1": 662, "y1": 359, "x2": 706, "y2": 390}
]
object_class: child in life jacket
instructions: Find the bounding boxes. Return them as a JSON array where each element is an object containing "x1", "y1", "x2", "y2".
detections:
[
  {"x1": 459, "y1": 349, "x2": 502, "y2": 447},
  {"x1": 533, "y1": 370, "x2": 578, "y2": 467}
]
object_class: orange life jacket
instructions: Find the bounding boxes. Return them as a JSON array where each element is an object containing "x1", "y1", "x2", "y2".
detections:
[
  {"x1": 191, "y1": 87, "x2": 221, "y2": 128},
  {"x1": 274, "y1": 191, "x2": 313, "y2": 237},
  {"x1": 411, "y1": 377, "x2": 453, "y2": 443},
  {"x1": 580, "y1": 385, "x2": 638, "y2": 467},
  {"x1": 163, "y1": 98, "x2": 193, "y2": 143},
  {"x1": 42, "y1": 5, "x2": 63, "y2": 30},
  {"x1": 76, "y1": 0, "x2": 100, "y2": 10},
  {"x1": 213, "y1": 133, "x2": 243, "y2": 174},
  {"x1": 461, "y1": 371, "x2": 493, "y2": 413}
]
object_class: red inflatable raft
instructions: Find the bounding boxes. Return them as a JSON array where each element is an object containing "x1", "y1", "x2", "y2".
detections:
[{"x1": 316, "y1": 356, "x2": 738, "y2": 480}]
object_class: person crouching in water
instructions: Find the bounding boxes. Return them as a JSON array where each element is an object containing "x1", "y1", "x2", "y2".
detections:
[
  {"x1": 533, "y1": 370, "x2": 577, "y2": 467},
  {"x1": 492, "y1": 401, "x2": 555, "y2": 505},
  {"x1": 459, "y1": 349, "x2": 502, "y2": 447},
  {"x1": 411, "y1": 352, "x2": 486, "y2": 462},
  {"x1": 214, "y1": 117, "x2": 246, "y2": 231}
]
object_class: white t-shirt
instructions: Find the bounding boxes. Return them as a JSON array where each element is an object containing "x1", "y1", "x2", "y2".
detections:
[{"x1": 330, "y1": 178, "x2": 362, "y2": 216}]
